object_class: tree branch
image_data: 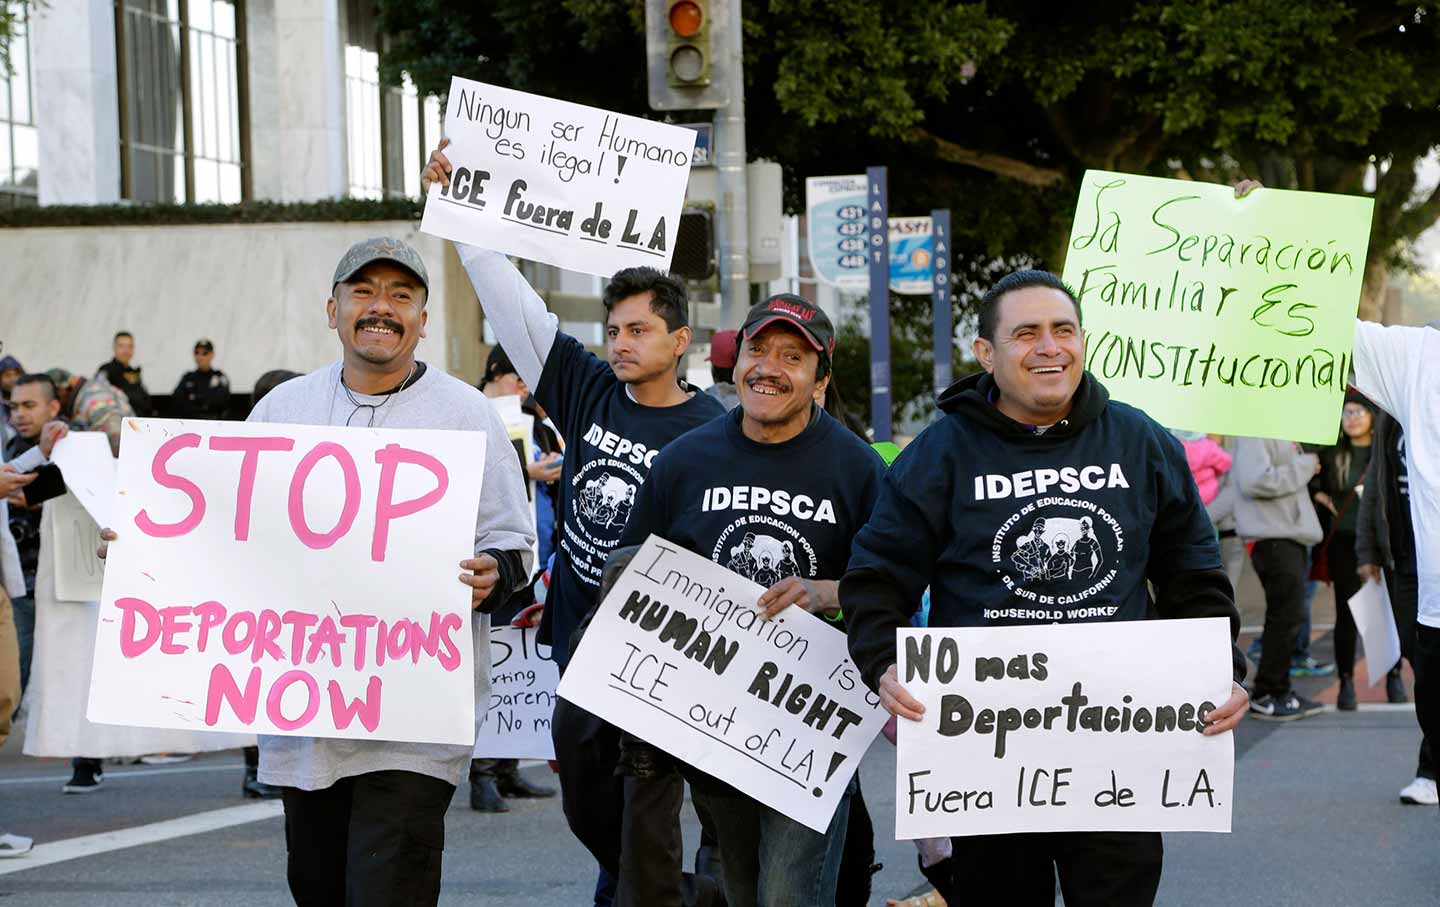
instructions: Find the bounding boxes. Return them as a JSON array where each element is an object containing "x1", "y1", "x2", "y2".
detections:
[
  {"x1": 1395, "y1": 174, "x2": 1440, "y2": 243},
  {"x1": 906, "y1": 127, "x2": 1067, "y2": 188}
]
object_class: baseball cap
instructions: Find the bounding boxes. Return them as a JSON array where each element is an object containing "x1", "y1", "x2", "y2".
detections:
[
  {"x1": 739, "y1": 294, "x2": 835, "y2": 361},
  {"x1": 332, "y1": 237, "x2": 430, "y2": 292},
  {"x1": 194, "y1": 339, "x2": 214, "y2": 353},
  {"x1": 707, "y1": 330, "x2": 738, "y2": 368}
]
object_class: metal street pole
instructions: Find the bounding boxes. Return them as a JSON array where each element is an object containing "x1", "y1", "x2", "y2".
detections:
[
  {"x1": 867, "y1": 166, "x2": 891, "y2": 441},
  {"x1": 931, "y1": 209, "x2": 953, "y2": 395},
  {"x1": 713, "y1": 0, "x2": 749, "y2": 326}
]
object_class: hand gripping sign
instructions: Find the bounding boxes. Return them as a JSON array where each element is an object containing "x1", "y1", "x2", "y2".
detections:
[
  {"x1": 896, "y1": 618, "x2": 1235, "y2": 839},
  {"x1": 558, "y1": 536, "x2": 886, "y2": 833},
  {"x1": 87, "y1": 419, "x2": 486, "y2": 746},
  {"x1": 420, "y1": 77, "x2": 697, "y2": 277}
]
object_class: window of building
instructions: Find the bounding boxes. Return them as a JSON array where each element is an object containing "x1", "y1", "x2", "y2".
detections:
[
  {"x1": 115, "y1": 0, "x2": 247, "y2": 204},
  {"x1": 345, "y1": 0, "x2": 438, "y2": 200},
  {"x1": 0, "y1": 1, "x2": 38, "y2": 207}
]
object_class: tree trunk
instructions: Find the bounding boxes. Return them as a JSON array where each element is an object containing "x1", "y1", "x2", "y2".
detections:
[{"x1": 1359, "y1": 256, "x2": 1390, "y2": 323}]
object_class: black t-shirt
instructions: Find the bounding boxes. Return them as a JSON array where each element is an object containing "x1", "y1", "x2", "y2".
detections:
[
  {"x1": 534, "y1": 333, "x2": 725, "y2": 667},
  {"x1": 619, "y1": 406, "x2": 886, "y2": 587}
]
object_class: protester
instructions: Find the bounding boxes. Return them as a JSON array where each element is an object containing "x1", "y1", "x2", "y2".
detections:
[
  {"x1": 423, "y1": 140, "x2": 725, "y2": 905},
  {"x1": 705, "y1": 329, "x2": 740, "y2": 411},
  {"x1": 471, "y1": 344, "x2": 560, "y2": 814},
  {"x1": 615, "y1": 294, "x2": 884, "y2": 907},
  {"x1": 1, "y1": 354, "x2": 24, "y2": 451},
  {"x1": 1312, "y1": 392, "x2": 1378, "y2": 710},
  {"x1": 842, "y1": 269, "x2": 1248, "y2": 906},
  {"x1": 170, "y1": 339, "x2": 231, "y2": 420},
  {"x1": 1357, "y1": 408, "x2": 1436, "y2": 804},
  {"x1": 0, "y1": 354, "x2": 37, "y2": 854},
  {"x1": 1232, "y1": 434, "x2": 1326, "y2": 720},
  {"x1": 229, "y1": 237, "x2": 535, "y2": 904},
  {"x1": 3, "y1": 374, "x2": 60, "y2": 700},
  {"x1": 1175, "y1": 430, "x2": 1231, "y2": 505},
  {"x1": 45, "y1": 369, "x2": 132, "y2": 455},
  {"x1": 97, "y1": 331, "x2": 153, "y2": 417},
  {"x1": 1348, "y1": 315, "x2": 1440, "y2": 814}
]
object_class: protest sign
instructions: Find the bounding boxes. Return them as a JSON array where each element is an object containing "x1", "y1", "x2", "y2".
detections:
[
  {"x1": 50, "y1": 431, "x2": 116, "y2": 528},
  {"x1": 1061, "y1": 171, "x2": 1374, "y2": 444},
  {"x1": 51, "y1": 492, "x2": 105, "y2": 602},
  {"x1": 474, "y1": 625, "x2": 559, "y2": 760},
  {"x1": 805, "y1": 175, "x2": 869, "y2": 289},
  {"x1": 558, "y1": 536, "x2": 885, "y2": 833},
  {"x1": 895, "y1": 618, "x2": 1234, "y2": 839},
  {"x1": 87, "y1": 419, "x2": 486, "y2": 745},
  {"x1": 420, "y1": 77, "x2": 696, "y2": 277},
  {"x1": 1349, "y1": 576, "x2": 1401, "y2": 688}
]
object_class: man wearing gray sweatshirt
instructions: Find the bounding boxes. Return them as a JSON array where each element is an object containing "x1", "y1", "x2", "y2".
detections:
[
  {"x1": 248, "y1": 238, "x2": 535, "y2": 906},
  {"x1": 1234, "y1": 436, "x2": 1326, "y2": 721}
]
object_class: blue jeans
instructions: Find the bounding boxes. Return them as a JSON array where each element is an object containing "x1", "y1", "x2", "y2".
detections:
[{"x1": 692, "y1": 780, "x2": 851, "y2": 907}]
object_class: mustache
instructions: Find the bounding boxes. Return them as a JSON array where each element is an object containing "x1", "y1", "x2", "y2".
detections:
[
  {"x1": 356, "y1": 317, "x2": 403, "y2": 335},
  {"x1": 746, "y1": 378, "x2": 792, "y2": 393}
]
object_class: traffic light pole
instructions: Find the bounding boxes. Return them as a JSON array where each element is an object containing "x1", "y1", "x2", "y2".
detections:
[{"x1": 713, "y1": 0, "x2": 749, "y2": 327}]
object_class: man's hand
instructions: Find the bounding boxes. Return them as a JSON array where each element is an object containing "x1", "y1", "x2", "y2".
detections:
[
  {"x1": 39, "y1": 420, "x2": 69, "y2": 459},
  {"x1": 1234, "y1": 179, "x2": 1263, "y2": 199},
  {"x1": 422, "y1": 138, "x2": 453, "y2": 194},
  {"x1": 0, "y1": 466, "x2": 35, "y2": 499},
  {"x1": 526, "y1": 453, "x2": 563, "y2": 483},
  {"x1": 1358, "y1": 563, "x2": 1383, "y2": 584},
  {"x1": 460, "y1": 553, "x2": 500, "y2": 610},
  {"x1": 1201, "y1": 681, "x2": 1249, "y2": 735},
  {"x1": 757, "y1": 577, "x2": 838, "y2": 619},
  {"x1": 97, "y1": 527, "x2": 117, "y2": 560},
  {"x1": 879, "y1": 663, "x2": 925, "y2": 722}
]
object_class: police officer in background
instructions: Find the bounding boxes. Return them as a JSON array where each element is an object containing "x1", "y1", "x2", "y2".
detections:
[{"x1": 171, "y1": 339, "x2": 231, "y2": 420}]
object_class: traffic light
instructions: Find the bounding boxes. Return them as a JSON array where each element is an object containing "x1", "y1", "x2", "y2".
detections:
[
  {"x1": 646, "y1": 0, "x2": 731, "y2": 110},
  {"x1": 671, "y1": 208, "x2": 716, "y2": 280}
]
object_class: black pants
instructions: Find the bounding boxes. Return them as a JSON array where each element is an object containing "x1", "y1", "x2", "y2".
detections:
[
  {"x1": 924, "y1": 831, "x2": 1162, "y2": 907},
  {"x1": 553, "y1": 698, "x2": 624, "y2": 876},
  {"x1": 1415, "y1": 624, "x2": 1440, "y2": 804},
  {"x1": 1326, "y1": 531, "x2": 1361, "y2": 676},
  {"x1": 1251, "y1": 539, "x2": 1308, "y2": 698},
  {"x1": 1388, "y1": 570, "x2": 1435, "y2": 779},
  {"x1": 282, "y1": 770, "x2": 455, "y2": 907}
]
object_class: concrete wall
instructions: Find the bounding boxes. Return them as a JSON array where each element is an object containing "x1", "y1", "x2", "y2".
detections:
[{"x1": 0, "y1": 221, "x2": 481, "y2": 392}]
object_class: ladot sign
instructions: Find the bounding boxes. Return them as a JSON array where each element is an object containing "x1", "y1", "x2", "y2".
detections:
[{"x1": 88, "y1": 420, "x2": 486, "y2": 746}]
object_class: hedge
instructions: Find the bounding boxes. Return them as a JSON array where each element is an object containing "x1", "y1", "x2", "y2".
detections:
[{"x1": 0, "y1": 198, "x2": 425, "y2": 228}]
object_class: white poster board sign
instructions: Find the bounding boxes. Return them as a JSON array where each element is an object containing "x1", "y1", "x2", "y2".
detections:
[
  {"x1": 51, "y1": 492, "x2": 105, "y2": 602},
  {"x1": 896, "y1": 618, "x2": 1235, "y2": 839},
  {"x1": 1349, "y1": 576, "x2": 1401, "y2": 688},
  {"x1": 475, "y1": 624, "x2": 559, "y2": 760},
  {"x1": 558, "y1": 536, "x2": 886, "y2": 833},
  {"x1": 87, "y1": 419, "x2": 486, "y2": 745},
  {"x1": 50, "y1": 431, "x2": 117, "y2": 528},
  {"x1": 421, "y1": 77, "x2": 696, "y2": 276}
]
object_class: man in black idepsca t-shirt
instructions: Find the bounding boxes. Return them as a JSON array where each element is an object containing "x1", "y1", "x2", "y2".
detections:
[
  {"x1": 843, "y1": 270, "x2": 1250, "y2": 907},
  {"x1": 618, "y1": 295, "x2": 885, "y2": 907},
  {"x1": 423, "y1": 140, "x2": 725, "y2": 900}
]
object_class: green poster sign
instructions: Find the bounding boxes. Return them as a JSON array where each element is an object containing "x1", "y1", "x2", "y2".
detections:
[{"x1": 1061, "y1": 171, "x2": 1374, "y2": 444}]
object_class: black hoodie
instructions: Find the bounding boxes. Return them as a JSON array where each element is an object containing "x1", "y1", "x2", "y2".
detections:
[{"x1": 842, "y1": 370, "x2": 1245, "y2": 692}]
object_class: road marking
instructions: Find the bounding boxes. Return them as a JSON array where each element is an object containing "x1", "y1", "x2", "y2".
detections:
[
  {"x1": 0, "y1": 763, "x2": 234, "y2": 787},
  {"x1": 0, "y1": 801, "x2": 283, "y2": 876},
  {"x1": 1240, "y1": 623, "x2": 1335, "y2": 635}
]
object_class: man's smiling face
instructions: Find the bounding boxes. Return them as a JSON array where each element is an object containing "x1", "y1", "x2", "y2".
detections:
[
  {"x1": 975, "y1": 286, "x2": 1084, "y2": 424},
  {"x1": 327, "y1": 261, "x2": 428, "y2": 368}
]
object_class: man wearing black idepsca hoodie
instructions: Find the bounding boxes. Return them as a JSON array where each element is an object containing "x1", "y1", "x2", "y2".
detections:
[{"x1": 842, "y1": 269, "x2": 1250, "y2": 907}]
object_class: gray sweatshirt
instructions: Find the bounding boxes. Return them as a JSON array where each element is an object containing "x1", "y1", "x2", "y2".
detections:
[
  {"x1": 248, "y1": 361, "x2": 535, "y2": 790},
  {"x1": 1232, "y1": 437, "x2": 1323, "y2": 547}
]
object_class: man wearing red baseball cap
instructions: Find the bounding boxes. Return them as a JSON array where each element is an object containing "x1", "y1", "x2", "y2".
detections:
[{"x1": 705, "y1": 329, "x2": 740, "y2": 411}]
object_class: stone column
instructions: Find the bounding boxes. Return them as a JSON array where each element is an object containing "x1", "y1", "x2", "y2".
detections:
[{"x1": 31, "y1": 0, "x2": 121, "y2": 205}]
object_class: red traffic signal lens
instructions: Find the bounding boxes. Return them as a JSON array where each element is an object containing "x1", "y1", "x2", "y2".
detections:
[{"x1": 669, "y1": 1, "x2": 704, "y2": 38}]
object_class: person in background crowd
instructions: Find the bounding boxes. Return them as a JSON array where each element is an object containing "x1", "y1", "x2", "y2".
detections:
[
  {"x1": 1357, "y1": 407, "x2": 1436, "y2": 804},
  {"x1": 4, "y1": 375, "x2": 62, "y2": 701},
  {"x1": 1313, "y1": 391, "x2": 1378, "y2": 711},
  {"x1": 97, "y1": 331, "x2": 152, "y2": 417},
  {"x1": 46, "y1": 369, "x2": 132, "y2": 455},
  {"x1": 424, "y1": 139, "x2": 724, "y2": 906},
  {"x1": 1, "y1": 354, "x2": 25, "y2": 451},
  {"x1": 705, "y1": 329, "x2": 739, "y2": 411},
  {"x1": 617, "y1": 294, "x2": 883, "y2": 907},
  {"x1": 1175, "y1": 430, "x2": 1231, "y2": 505},
  {"x1": 843, "y1": 269, "x2": 1247, "y2": 907},
  {"x1": 170, "y1": 339, "x2": 231, "y2": 420},
  {"x1": 472, "y1": 345, "x2": 560, "y2": 813}
]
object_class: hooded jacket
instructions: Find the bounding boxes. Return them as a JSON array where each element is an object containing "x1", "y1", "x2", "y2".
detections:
[{"x1": 842, "y1": 370, "x2": 1244, "y2": 691}]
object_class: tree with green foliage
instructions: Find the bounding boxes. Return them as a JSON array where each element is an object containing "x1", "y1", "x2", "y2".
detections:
[{"x1": 377, "y1": 0, "x2": 1440, "y2": 424}]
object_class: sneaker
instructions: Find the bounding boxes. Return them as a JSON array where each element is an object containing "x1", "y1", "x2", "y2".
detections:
[
  {"x1": 1249, "y1": 692, "x2": 1325, "y2": 721},
  {"x1": 62, "y1": 762, "x2": 103, "y2": 794},
  {"x1": 1399, "y1": 777, "x2": 1439, "y2": 806},
  {"x1": 0, "y1": 833, "x2": 33, "y2": 858},
  {"x1": 1386, "y1": 670, "x2": 1409, "y2": 704},
  {"x1": 1290, "y1": 655, "x2": 1336, "y2": 677},
  {"x1": 1337, "y1": 676, "x2": 1357, "y2": 711}
]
